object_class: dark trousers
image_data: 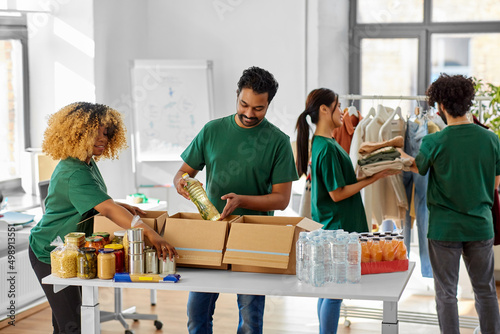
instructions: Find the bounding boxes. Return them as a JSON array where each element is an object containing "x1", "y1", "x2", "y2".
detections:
[{"x1": 29, "y1": 246, "x2": 81, "y2": 334}]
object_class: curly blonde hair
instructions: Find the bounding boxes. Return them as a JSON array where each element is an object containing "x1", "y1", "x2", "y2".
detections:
[{"x1": 42, "y1": 102, "x2": 127, "y2": 162}]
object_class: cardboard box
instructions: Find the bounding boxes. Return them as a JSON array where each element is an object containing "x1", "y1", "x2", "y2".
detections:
[
  {"x1": 361, "y1": 259, "x2": 409, "y2": 275},
  {"x1": 93, "y1": 211, "x2": 168, "y2": 247},
  {"x1": 223, "y1": 216, "x2": 323, "y2": 275},
  {"x1": 164, "y1": 212, "x2": 239, "y2": 269}
]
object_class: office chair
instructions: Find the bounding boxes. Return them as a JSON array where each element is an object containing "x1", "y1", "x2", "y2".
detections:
[{"x1": 38, "y1": 181, "x2": 162, "y2": 333}]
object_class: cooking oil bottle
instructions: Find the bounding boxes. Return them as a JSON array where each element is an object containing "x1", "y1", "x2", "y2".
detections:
[{"x1": 182, "y1": 173, "x2": 221, "y2": 221}]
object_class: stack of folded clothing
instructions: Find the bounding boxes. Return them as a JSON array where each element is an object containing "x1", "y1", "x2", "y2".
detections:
[{"x1": 357, "y1": 136, "x2": 413, "y2": 177}]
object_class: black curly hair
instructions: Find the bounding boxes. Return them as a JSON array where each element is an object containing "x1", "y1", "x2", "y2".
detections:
[
  {"x1": 237, "y1": 66, "x2": 279, "y2": 103},
  {"x1": 426, "y1": 74, "x2": 475, "y2": 117}
]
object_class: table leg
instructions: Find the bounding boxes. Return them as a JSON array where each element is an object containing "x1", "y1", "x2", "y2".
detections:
[
  {"x1": 382, "y1": 301, "x2": 398, "y2": 334},
  {"x1": 81, "y1": 286, "x2": 100, "y2": 334}
]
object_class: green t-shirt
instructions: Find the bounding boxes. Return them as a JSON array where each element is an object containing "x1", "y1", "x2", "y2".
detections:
[
  {"x1": 29, "y1": 158, "x2": 111, "y2": 264},
  {"x1": 416, "y1": 124, "x2": 500, "y2": 241},
  {"x1": 181, "y1": 115, "x2": 299, "y2": 216},
  {"x1": 311, "y1": 136, "x2": 368, "y2": 232}
]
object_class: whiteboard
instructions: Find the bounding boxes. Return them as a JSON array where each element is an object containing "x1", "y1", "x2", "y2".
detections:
[{"x1": 131, "y1": 59, "x2": 214, "y2": 161}]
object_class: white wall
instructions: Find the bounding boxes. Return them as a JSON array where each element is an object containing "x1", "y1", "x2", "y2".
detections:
[{"x1": 26, "y1": 0, "x2": 350, "y2": 211}]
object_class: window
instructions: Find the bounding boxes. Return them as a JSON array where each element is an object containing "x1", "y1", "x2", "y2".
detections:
[
  {"x1": 0, "y1": 14, "x2": 29, "y2": 181},
  {"x1": 349, "y1": 0, "x2": 500, "y2": 114}
]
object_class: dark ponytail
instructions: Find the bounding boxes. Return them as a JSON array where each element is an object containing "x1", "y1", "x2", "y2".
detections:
[{"x1": 295, "y1": 88, "x2": 338, "y2": 176}]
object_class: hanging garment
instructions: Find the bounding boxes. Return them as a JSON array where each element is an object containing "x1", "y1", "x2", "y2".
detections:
[
  {"x1": 402, "y1": 119, "x2": 433, "y2": 278},
  {"x1": 379, "y1": 107, "x2": 408, "y2": 222},
  {"x1": 333, "y1": 112, "x2": 362, "y2": 154},
  {"x1": 350, "y1": 110, "x2": 374, "y2": 172},
  {"x1": 363, "y1": 105, "x2": 392, "y2": 228}
]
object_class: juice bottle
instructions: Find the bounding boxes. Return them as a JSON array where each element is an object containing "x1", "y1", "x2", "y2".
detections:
[
  {"x1": 182, "y1": 173, "x2": 221, "y2": 221},
  {"x1": 395, "y1": 236, "x2": 407, "y2": 260},
  {"x1": 360, "y1": 238, "x2": 370, "y2": 263},
  {"x1": 382, "y1": 237, "x2": 395, "y2": 261},
  {"x1": 370, "y1": 238, "x2": 382, "y2": 262}
]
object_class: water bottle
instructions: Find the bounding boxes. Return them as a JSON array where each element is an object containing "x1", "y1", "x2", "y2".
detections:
[
  {"x1": 347, "y1": 232, "x2": 361, "y2": 284},
  {"x1": 321, "y1": 232, "x2": 333, "y2": 283},
  {"x1": 182, "y1": 173, "x2": 221, "y2": 221},
  {"x1": 310, "y1": 236, "x2": 326, "y2": 287},
  {"x1": 296, "y1": 232, "x2": 309, "y2": 283},
  {"x1": 333, "y1": 233, "x2": 347, "y2": 284}
]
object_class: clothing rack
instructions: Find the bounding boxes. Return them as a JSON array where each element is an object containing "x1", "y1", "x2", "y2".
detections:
[{"x1": 339, "y1": 94, "x2": 493, "y2": 122}]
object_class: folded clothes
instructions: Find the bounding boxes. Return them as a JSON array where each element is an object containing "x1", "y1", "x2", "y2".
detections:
[
  {"x1": 358, "y1": 150, "x2": 401, "y2": 166},
  {"x1": 361, "y1": 146, "x2": 397, "y2": 159},
  {"x1": 358, "y1": 136, "x2": 404, "y2": 154},
  {"x1": 358, "y1": 157, "x2": 413, "y2": 177}
]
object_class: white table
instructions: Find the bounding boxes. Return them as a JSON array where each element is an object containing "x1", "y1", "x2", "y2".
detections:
[{"x1": 43, "y1": 262, "x2": 414, "y2": 334}]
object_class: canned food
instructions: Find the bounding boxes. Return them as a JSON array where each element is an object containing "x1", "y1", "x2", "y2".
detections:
[
  {"x1": 129, "y1": 254, "x2": 144, "y2": 274},
  {"x1": 127, "y1": 228, "x2": 144, "y2": 242},
  {"x1": 159, "y1": 256, "x2": 176, "y2": 275},
  {"x1": 128, "y1": 241, "x2": 144, "y2": 254},
  {"x1": 144, "y1": 248, "x2": 158, "y2": 274}
]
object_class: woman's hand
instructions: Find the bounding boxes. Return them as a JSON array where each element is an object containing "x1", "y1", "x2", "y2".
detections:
[
  {"x1": 118, "y1": 202, "x2": 146, "y2": 216},
  {"x1": 144, "y1": 229, "x2": 178, "y2": 261}
]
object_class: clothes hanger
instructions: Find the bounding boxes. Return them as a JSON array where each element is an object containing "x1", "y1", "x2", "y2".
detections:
[{"x1": 348, "y1": 98, "x2": 359, "y2": 117}]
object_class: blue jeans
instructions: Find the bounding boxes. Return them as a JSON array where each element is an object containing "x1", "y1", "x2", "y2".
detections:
[
  {"x1": 403, "y1": 120, "x2": 433, "y2": 278},
  {"x1": 317, "y1": 298, "x2": 342, "y2": 334},
  {"x1": 187, "y1": 292, "x2": 265, "y2": 334},
  {"x1": 428, "y1": 238, "x2": 500, "y2": 334}
]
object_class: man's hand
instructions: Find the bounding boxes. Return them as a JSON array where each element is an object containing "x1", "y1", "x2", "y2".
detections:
[
  {"x1": 175, "y1": 178, "x2": 190, "y2": 200},
  {"x1": 220, "y1": 193, "x2": 242, "y2": 220}
]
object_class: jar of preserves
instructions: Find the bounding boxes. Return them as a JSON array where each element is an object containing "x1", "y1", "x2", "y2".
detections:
[
  {"x1": 104, "y1": 244, "x2": 125, "y2": 273},
  {"x1": 97, "y1": 248, "x2": 116, "y2": 279},
  {"x1": 92, "y1": 232, "x2": 110, "y2": 245},
  {"x1": 77, "y1": 247, "x2": 97, "y2": 279},
  {"x1": 111, "y1": 230, "x2": 126, "y2": 245},
  {"x1": 85, "y1": 237, "x2": 104, "y2": 253}
]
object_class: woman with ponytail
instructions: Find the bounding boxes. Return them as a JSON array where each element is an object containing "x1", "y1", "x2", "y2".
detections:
[{"x1": 295, "y1": 88, "x2": 395, "y2": 334}]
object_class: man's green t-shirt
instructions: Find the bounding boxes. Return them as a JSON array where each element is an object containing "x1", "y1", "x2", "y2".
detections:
[
  {"x1": 181, "y1": 115, "x2": 299, "y2": 216},
  {"x1": 416, "y1": 124, "x2": 500, "y2": 241},
  {"x1": 29, "y1": 158, "x2": 111, "y2": 264},
  {"x1": 311, "y1": 136, "x2": 368, "y2": 232}
]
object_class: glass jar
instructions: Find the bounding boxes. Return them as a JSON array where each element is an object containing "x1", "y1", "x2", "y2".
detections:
[
  {"x1": 92, "y1": 232, "x2": 110, "y2": 245},
  {"x1": 85, "y1": 237, "x2": 104, "y2": 253},
  {"x1": 104, "y1": 244, "x2": 125, "y2": 273},
  {"x1": 65, "y1": 232, "x2": 86, "y2": 248},
  {"x1": 111, "y1": 230, "x2": 126, "y2": 245},
  {"x1": 77, "y1": 247, "x2": 97, "y2": 279},
  {"x1": 97, "y1": 248, "x2": 116, "y2": 280}
]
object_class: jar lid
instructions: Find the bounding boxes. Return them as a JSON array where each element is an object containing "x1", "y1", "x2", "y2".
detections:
[
  {"x1": 113, "y1": 230, "x2": 126, "y2": 237},
  {"x1": 98, "y1": 248, "x2": 115, "y2": 254},
  {"x1": 86, "y1": 236, "x2": 103, "y2": 242},
  {"x1": 79, "y1": 247, "x2": 96, "y2": 253},
  {"x1": 92, "y1": 232, "x2": 110, "y2": 238},
  {"x1": 105, "y1": 244, "x2": 124, "y2": 250}
]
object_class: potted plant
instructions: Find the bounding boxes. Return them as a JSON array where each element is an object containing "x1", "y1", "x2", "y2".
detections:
[{"x1": 471, "y1": 78, "x2": 500, "y2": 137}]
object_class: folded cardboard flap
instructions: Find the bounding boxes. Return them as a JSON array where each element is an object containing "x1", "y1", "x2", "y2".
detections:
[
  {"x1": 223, "y1": 223, "x2": 295, "y2": 269},
  {"x1": 93, "y1": 211, "x2": 168, "y2": 247}
]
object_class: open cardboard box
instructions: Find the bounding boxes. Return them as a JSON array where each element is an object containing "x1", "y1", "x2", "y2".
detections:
[
  {"x1": 223, "y1": 216, "x2": 323, "y2": 275},
  {"x1": 164, "y1": 212, "x2": 239, "y2": 270},
  {"x1": 93, "y1": 211, "x2": 168, "y2": 247}
]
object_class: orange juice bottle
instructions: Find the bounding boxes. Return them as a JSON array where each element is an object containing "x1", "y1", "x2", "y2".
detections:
[
  {"x1": 371, "y1": 238, "x2": 382, "y2": 262},
  {"x1": 379, "y1": 236, "x2": 386, "y2": 249},
  {"x1": 382, "y1": 237, "x2": 395, "y2": 261},
  {"x1": 395, "y1": 236, "x2": 407, "y2": 260},
  {"x1": 360, "y1": 238, "x2": 370, "y2": 263}
]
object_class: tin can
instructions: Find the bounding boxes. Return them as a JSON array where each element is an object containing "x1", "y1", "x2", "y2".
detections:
[
  {"x1": 127, "y1": 228, "x2": 144, "y2": 242},
  {"x1": 128, "y1": 241, "x2": 144, "y2": 255},
  {"x1": 144, "y1": 248, "x2": 158, "y2": 274},
  {"x1": 159, "y1": 256, "x2": 176, "y2": 275},
  {"x1": 129, "y1": 253, "x2": 144, "y2": 274}
]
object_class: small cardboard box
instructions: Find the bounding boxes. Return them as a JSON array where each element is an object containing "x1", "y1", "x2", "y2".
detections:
[
  {"x1": 223, "y1": 216, "x2": 323, "y2": 275},
  {"x1": 164, "y1": 212, "x2": 239, "y2": 269},
  {"x1": 361, "y1": 259, "x2": 409, "y2": 275},
  {"x1": 93, "y1": 211, "x2": 168, "y2": 247}
]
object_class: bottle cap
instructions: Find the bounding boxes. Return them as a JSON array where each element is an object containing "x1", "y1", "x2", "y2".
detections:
[
  {"x1": 98, "y1": 248, "x2": 115, "y2": 254},
  {"x1": 182, "y1": 173, "x2": 189, "y2": 179}
]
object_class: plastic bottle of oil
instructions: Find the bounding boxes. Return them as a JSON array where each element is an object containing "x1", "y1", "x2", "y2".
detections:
[{"x1": 182, "y1": 173, "x2": 221, "y2": 221}]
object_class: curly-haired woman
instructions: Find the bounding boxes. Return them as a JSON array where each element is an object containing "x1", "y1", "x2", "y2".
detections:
[
  {"x1": 403, "y1": 74, "x2": 500, "y2": 334},
  {"x1": 29, "y1": 102, "x2": 177, "y2": 334}
]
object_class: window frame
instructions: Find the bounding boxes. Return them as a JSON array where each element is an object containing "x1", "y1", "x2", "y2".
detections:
[
  {"x1": 0, "y1": 13, "x2": 30, "y2": 150},
  {"x1": 349, "y1": 0, "x2": 500, "y2": 96}
]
